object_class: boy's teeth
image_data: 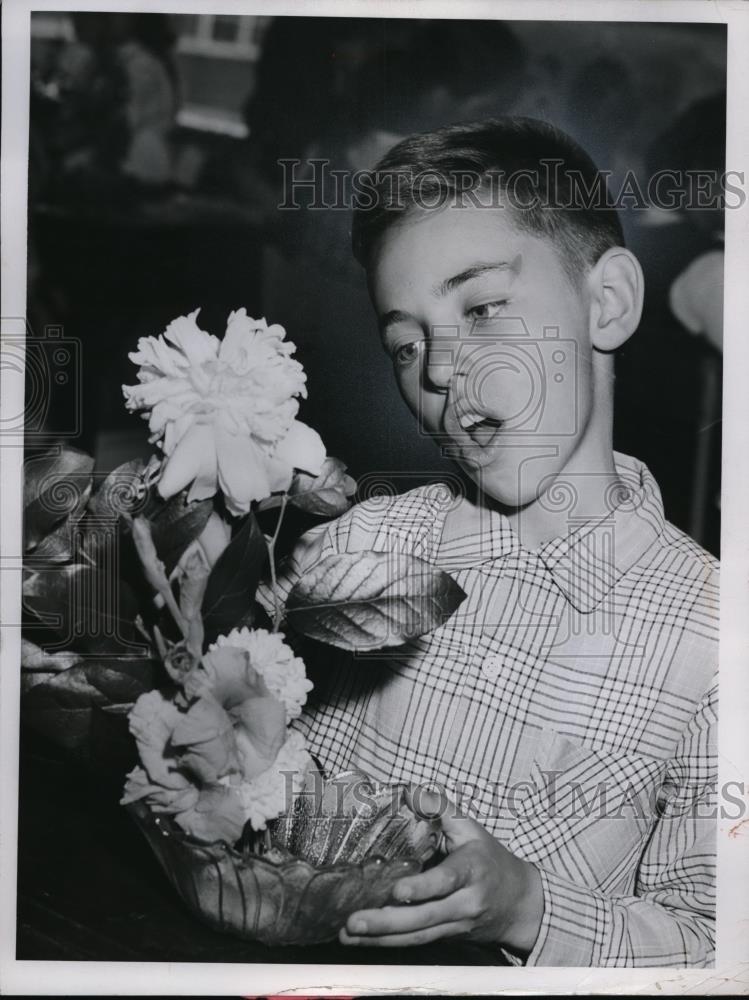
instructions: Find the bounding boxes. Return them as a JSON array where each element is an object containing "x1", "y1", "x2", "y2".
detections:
[{"x1": 458, "y1": 411, "x2": 484, "y2": 430}]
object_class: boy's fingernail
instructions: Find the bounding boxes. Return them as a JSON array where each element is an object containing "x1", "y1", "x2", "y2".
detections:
[
  {"x1": 393, "y1": 883, "x2": 411, "y2": 901},
  {"x1": 350, "y1": 918, "x2": 367, "y2": 933}
]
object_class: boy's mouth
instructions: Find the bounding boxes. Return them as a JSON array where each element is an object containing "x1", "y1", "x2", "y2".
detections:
[
  {"x1": 457, "y1": 411, "x2": 504, "y2": 447},
  {"x1": 442, "y1": 403, "x2": 505, "y2": 463}
]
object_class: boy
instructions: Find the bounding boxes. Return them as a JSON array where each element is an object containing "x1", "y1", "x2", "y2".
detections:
[{"x1": 273, "y1": 118, "x2": 718, "y2": 966}]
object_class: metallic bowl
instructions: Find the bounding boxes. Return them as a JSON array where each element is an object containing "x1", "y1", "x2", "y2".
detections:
[{"x1": 127, "y1": 770, "x2": 440, "y2": 946}]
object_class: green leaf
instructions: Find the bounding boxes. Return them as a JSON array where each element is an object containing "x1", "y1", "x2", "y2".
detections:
[
  {"x1": 201, "y1": 512, "x2": 268, "y2": 648},
  {"x1": 288, "y1": 457, "x2": 357, "y2": 517},
  {"x1": 24, "y1": 446, "x2": 94, "y2": 554},
  {"x1": 88, "y1": 463, "x2": 212, "y2": 575},
  {"x1": 147, "y1": 490, "x2": 213, "y2": 576},
  {"x1": 23, "y1": 562, "x2": 148, "y2": 656},
  {"x1": 21, "y1": 637, "x2": 83, "y2": 673},
  {"x1": 87, "y1": 458, "x2": 148, "y2": 521},
  {"x1": 21, "y1": 656, "x2": 160, "y2": 751},
  {"x1": 30, "y1": 515, "x2": 87, "y2": 564},
  {"x1": 285, "y1": 551, "x2": 467, "y2": 651}
]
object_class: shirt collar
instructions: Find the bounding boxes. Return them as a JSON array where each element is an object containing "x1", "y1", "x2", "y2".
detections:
[
  {"x1": 537, "y1": 453, "x2": 666, "y2": 612},
  {"x1": 437, "y1": 453, "x2": 666, "y2": 612}
]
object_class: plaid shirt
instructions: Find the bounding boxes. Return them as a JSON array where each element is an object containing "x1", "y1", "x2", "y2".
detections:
[{"x1": 267, "y1": 453, "x2": 718, "y2": 967}]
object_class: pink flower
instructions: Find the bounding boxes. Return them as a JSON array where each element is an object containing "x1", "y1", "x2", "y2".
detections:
[
  {"x1": 124, "y1": 633, "x2": 315, "y2": 839},
  {"x1": 122, "y1": 689, "x2": 245, "y2": 843},
  {"x1": 184, "y1": 643, "x2": 288, "y2": 780},
  {"x1": 208, "y1": 628, "x2": 313, "y2": 720}
]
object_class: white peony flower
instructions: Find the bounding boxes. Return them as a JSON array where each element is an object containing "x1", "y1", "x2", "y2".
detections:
[
  {"x1": 210, "y1": 627, "x2": 313, "y2": 721},
  {"x1": 122, "y1": 308, "x2": 326, "y2": 514},
  {"x1": 228, "y1": 729, "x2": 312, "y2": 831}
]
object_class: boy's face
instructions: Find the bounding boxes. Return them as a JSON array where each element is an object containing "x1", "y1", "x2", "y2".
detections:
[{"x1": 369, "y1": 202, "x2": 596, "y2": 509}]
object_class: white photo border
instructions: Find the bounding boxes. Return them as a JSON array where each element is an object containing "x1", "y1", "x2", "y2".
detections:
[{"x1": 2, "y1": 0, "x2": 748, "y2": 994}]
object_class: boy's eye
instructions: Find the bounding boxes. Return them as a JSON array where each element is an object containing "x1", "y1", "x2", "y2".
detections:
[
  {"x1": 467, "y1": 300, "x2": 509, "y2": 321},
  {"x1": 392, "y1": 341, "x2": 422, "y2": 367}
]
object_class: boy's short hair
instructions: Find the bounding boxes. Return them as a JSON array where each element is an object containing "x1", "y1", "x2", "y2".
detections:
[{"x1": 351, "y1": 116, "x2": 625, "y2": 285}]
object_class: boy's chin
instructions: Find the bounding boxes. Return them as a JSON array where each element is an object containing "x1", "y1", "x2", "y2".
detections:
[
  {"x1": 457, "y1": 443, "x2": 579, "y2": 512},
  {"x1": 458, "y1": 456, "x2": 538, "y2": 511}
]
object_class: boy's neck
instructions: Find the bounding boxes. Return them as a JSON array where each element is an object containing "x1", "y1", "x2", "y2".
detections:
[
  {"x1": 503, "y1": 446, "x2": 622, "y2": 550},
  {"x1": 474, "y1": 401, "x2": 622, "y2": 550},
  {"x1": 507, "y1": 354, "x2": 621, "y2": 550},
  {"x1": 447, "y1": 444, "x2": 624, "y2": 554}
]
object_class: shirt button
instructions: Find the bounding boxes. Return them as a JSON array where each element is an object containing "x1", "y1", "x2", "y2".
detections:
[{"x1": 481, "y1": 654, "x2": 502, "y2": 680}]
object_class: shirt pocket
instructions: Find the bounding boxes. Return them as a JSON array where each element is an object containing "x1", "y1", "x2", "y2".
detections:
[{"x1": 507, "y1": 729, "x2": 669, "y2": 894}]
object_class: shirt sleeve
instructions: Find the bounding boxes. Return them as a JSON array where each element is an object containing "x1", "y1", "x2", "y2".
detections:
[{"x1": 522, "y1": 680, "x2": 717, "y2": 967}]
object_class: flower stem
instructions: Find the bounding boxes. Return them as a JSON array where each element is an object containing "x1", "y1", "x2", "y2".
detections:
[
  {"x1": 265, "y1": 493, "x2": 288, "y2": 632},
  {"x1": 130, "y1": 515, "x2": 191, "y2": 641}
]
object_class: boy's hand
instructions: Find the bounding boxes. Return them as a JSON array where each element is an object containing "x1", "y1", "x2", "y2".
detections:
[{"x1": 340, "y1": 788, "x2": 544, "y2": 954}]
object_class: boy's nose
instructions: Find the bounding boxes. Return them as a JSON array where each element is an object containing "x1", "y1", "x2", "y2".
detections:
[{"x1": 424, "y1": 330, "x2": 458, "y2": 391}]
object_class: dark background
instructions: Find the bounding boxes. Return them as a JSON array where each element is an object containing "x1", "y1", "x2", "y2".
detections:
[{"x1": 19, "y1": 12, "x2": 725, "y2": 965}]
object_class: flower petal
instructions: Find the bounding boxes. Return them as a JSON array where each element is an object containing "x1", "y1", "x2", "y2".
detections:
[
  {"x1": 163, "y1": 309, "x2": 220, "y2": 367},
  {"x1": 216, "y1": 426, "x2": 272, "y2": 512},
  {"x1": 188, "y1": 645, "x2": 269, "y2": 710},
  {"x1": 211, "y1": 627, "x2": 313, "y2": 720},
  {"x1": 235, "y1": 695, "x2": 287, "y2": 768},
  {"x1": 218, "y1": 308, "x2": 259, "y2": 368},
  {"x1": 171, "y1": 697, "x2": 239, "y2": 784},
  {"x1": 122, "y1": 767, "x2": 200, "y2": 815},
  {"x1": 266, "y1": 456, "x2": 294, "y2": 494},
  {"x1": 235, "y1": 730, "x2": 312, "y2": 830},
  {"x1": 128, "y1": 691, "x2": 190, "y2": 791},
  {"x1": 186, "y1": 443, "x2": 219, "y2": 503},
  {"x1": 175, "y1": 785, "x2": 245, "y2": 844},
  {"x1": 274, "y1": 420, "x2": 326, "y2": 476},
  {"x1": 158, "y1": 423, "x2": 215, "y2": 501}
]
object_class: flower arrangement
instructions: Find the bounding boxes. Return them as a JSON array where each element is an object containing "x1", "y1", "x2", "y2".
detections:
[{"x1": 20, "y1": 309, "x2": 465, "y2": 940}]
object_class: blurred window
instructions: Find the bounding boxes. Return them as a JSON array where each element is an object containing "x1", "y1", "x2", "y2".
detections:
[
  {"x1": 212, "y1": 15, "x2": 240, "y2": 43},
  {"x1": 174, "y1": 14, "x2": 267, "y2": 60},
  {"x1": 30, "y1": 13, "x2": 74, "y2": 41},
  {"x1": 172, "y1": 13, "x2": 271, "y2": 137},
  {"x1": 178, "y1": 15, "x2": 200, "y2": 37}
]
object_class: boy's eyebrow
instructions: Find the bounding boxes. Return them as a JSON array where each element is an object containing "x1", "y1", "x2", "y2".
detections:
[
  {"x1": 434, "y1": 257, "x2": 521, "y2": 297},
  {"x1": 378, "y1": 256, "x2": 523, "y2": 336},
  {"x1": 379, "y1": 309, "x2": 416, "y2": 336}
]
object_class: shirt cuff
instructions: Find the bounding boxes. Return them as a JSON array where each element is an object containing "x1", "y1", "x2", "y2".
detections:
[{"x1": 523, "y1": 866, "x2": 612, "y2": 966}]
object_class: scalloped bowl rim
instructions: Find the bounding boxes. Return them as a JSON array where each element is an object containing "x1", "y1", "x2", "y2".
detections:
[{"x1": 126, "y1": 799, "x2": 428, "y2": 877}]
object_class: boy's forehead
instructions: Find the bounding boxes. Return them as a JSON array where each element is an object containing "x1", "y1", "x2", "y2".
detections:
[
  {"x1": 369, "y1": 203, "x2": 539, "y2": 297},
  {"x1": 394, "y1": 201, "x2": 520, "y2": 247}
]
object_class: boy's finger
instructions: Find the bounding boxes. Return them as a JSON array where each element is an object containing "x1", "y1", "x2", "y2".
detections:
[
  {"x1": 340, "y1": 919, "x2": 470, "y2": 948},
  {"x1": 345, "y1": 891, "x2": 468, "y2": 937},
  {"x1": 439, "y1": 811, "x2": 488, "y2": 850},
  {"x1": 391, "y1": 855, "x2": 467, "y2": 903}
]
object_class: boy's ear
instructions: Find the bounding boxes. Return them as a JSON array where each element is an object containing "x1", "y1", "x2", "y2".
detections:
[{"x1": 586, "y1": 248, "x2": 644, "y2": 352}]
